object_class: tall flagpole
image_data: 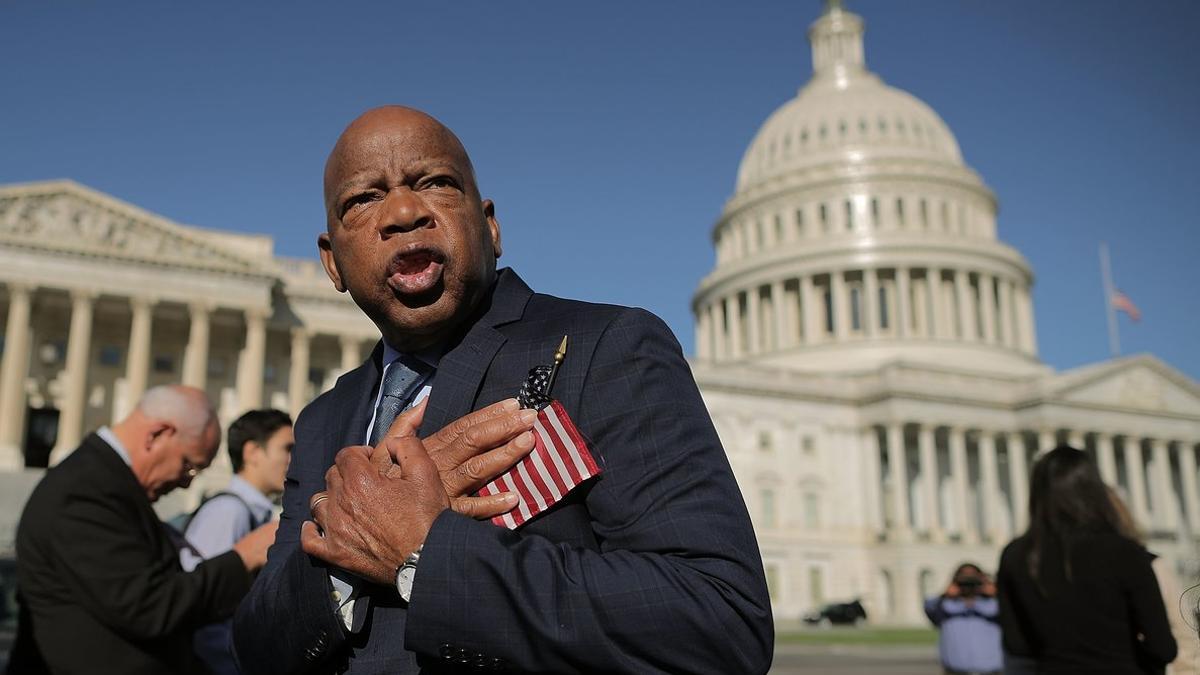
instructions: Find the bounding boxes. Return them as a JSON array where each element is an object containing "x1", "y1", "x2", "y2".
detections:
[{"x1": 1099, "y1": 242, "x2": 1120, "y2": 357}]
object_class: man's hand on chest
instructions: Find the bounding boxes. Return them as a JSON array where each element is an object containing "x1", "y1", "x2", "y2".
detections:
[{"x1": 301, "y1": 398, "x2": 536, "y2": 586}]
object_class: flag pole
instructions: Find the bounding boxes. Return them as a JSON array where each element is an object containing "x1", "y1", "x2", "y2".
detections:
[{"x1": 1099, "y1": 242, "x2": 1120, "y2": 357}]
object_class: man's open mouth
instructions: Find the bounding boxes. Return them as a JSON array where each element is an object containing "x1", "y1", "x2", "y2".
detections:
[{"x1": 387, "y1": 246, "x2": 446, "y2": 296}]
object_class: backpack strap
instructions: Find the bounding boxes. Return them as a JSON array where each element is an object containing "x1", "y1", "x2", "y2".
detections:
[{"x1": 183, "y1": 490, "x2": 260, "y2": 538}]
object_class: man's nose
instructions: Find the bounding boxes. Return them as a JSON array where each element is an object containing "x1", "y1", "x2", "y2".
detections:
[{"x1": 378, "y1": 187, "x2": 432, "y2": 236}]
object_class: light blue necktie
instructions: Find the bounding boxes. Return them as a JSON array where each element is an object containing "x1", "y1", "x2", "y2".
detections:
[{"x1": 368, "y1": 355, "x2": 431, "y2": 447}]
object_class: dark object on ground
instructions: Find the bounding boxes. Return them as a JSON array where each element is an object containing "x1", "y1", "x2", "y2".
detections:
[{"x1": 804, "y1": 599, "x2": 868, "y2": 626}]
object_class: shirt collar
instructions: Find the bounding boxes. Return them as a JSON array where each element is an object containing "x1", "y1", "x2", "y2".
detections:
[
  {"x1": 382, "y1": 340, "x2": 441, "y2": 370},
  {"x1": 97, "y1": 426, "x2": 132, "y2": 467},
  {"x1": 227, "y1": 474, "x2": 275, "y2": 520}
]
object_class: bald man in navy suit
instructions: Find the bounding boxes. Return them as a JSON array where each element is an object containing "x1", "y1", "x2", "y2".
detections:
[{"x1": 233, "y1": 106, "x2": 773, "y2": 674}]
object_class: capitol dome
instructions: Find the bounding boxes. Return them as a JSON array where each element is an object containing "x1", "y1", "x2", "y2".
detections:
[{"x1": 692, "y1": 0, "x2": 1042, "y2": 375}]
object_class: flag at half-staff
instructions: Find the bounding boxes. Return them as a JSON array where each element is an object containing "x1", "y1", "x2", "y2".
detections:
[{"x1": 477, "y1": 336, "x2": 602, "y2": 530}]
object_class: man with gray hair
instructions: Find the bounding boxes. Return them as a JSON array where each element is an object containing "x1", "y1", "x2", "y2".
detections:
[{"x1": 11, "y1": 385, "x2": 278, "y2": 675}]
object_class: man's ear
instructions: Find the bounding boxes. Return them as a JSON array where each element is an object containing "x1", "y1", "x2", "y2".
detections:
[
  {"x1": 317, "y1": 232, "x2": 347, "y2": 293},
  {"x1": 242, "y1": 441, "x2": 265, "y2": 467},
  {"x1": 146, "y1": 421, "x2": 173, "y2": 451},
  {"x1": 482, "y1": 199, "x2": 502, "y2": 259}
]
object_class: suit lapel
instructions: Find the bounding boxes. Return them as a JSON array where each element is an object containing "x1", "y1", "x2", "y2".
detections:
[
  {"x1": 324, "y1": 342, "x2": 385, "y2": 466},
  {"x1": 419, "y1": 269, "x2": 533, "y2": 435}
]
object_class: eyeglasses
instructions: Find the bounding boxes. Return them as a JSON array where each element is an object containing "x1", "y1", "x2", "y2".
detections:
[{"x1": 182, "y1": 457, "x2": 200, "y2": 479}]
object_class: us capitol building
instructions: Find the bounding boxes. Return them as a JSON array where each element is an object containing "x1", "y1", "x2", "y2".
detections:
[{"x1": 1, "y1": 1, "x2": 1198, "y2": 628}]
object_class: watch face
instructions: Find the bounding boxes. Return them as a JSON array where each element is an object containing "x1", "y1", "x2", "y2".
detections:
[{"x1": 397, "y1": 565, "x2": 417, "y2": 601}]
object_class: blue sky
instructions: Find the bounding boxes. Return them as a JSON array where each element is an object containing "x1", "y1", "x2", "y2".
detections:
[{"x1": 2, "y1": 0, "x2": 1197, "y2": 380}]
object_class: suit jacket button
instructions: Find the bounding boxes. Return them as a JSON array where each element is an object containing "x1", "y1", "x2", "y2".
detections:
[
  {"x1": 490, "y1": 657, "x2": 506, "y2": 671},
  {"x1": 440, "y1": 643, "x2": 454, "y2": 660}
]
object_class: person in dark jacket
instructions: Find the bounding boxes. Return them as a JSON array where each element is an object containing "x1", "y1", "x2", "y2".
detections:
[
  {"x1": 997, "y1": 445, "x2": 1177, "y2": 674},
  {"x1": 10, "y1": 385, "x2": 277, "y2": 675}
]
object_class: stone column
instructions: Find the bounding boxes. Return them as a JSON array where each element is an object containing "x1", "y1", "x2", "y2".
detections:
[
  {"x1": 895, "y1": 267, "x2": 912, "y2": 339},
  {"x1": 1065, "y1": 429, "x2": 1083, "y2": 449},
  {"x1": 746, "y1": 287, "x2": 761, "y2": 355},
  {"x1": 1124, "y1": 438, "x2": 1151, "y2": 529},
  {"x1": 979, "y1": 274, "x2": 997, "y2": 344},
  {"x1": 998, "y1": 278, "x2": 1015, "y2": 348},
  {"x1": 948, "y1": 427, "x2": 975, "y2": 544},
  {"x1": 1177, "y1": 443, "x2": 1200, "y2": 536},
  {"x1": 1038, "y1": 428, "x2": 1057, "y2": 455},
  {"x1": 0, "y1": 283, "x2": 34, "y2": 462},
  {"x1": 772, "y1": 281, "x2": 788, "y2": 350},
  {"x1": 918, "y1": 424, "x2": 943, "y2": 541},
  {"x1": 886, "y1": 423, "x2": 911, "y2": 537},
  {"x1": 928, "y1": 270, "x2": 946, "y2": 339},
  {"x1": 978, "y1": 431, "x2": 1004, "y2": 542},
  {"x1": 182, "y1": 302, "x2": 212, "y2": 390},
  {"x1": 119, "y1": 296, "x2": 156, "y2": 419},
  {"x1": 725, "y1": 295, "x2": 742, "y2": 358},
  {"x1": 340, "y1": 334, "x2": 363, "y2": 374},
  {"x1": 863, "y1": 268, "x2": 879, "y2": 337},
  {"x1": 712, "y1": 301, "x2": 727, "y2": 360},
  {"x1": 236, "y1": 308, "x2": 268, "y2": 411},
  {"x1": 695, "y1": 305, "x2": 711, "y2": 360},
  {"x1": 288, "y1": 328, "x2": 311, "y2": 417},
  {"x1": 862, "y1": 427, "x2": 883, "y2": 533},
  {"x1": 51, "y1": 290, "x2": 97, "y2": 464},
  {"x1": 800, "y1": 276, "x2": 820, "y2": 345},
  {"x1": 1016, "y1": 285, "x2": 1038, "y2": 355},
  {"x1": 1150, "y1": 438, "x2": 1178, "y2": 531},
  {"x1": 955, "y1": 270, "x2": 976, "y2": 341},
  {"x1": 1007, "y1": 432, "x2": 1030, "y2": 532},
  {"x1": 1096, "y1": 432, "x2": 1118, "y2": 486},
  {"x1": 831, "y1": 271, "x2": 850, "y2": 339}
]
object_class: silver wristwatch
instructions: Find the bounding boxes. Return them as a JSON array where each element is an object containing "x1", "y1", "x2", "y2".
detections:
[{"x1": 395, "y1": 545, "x2": 423, "y2": 603}]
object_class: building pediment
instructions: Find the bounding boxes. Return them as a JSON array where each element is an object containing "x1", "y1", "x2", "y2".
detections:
[
  {"x1": 0, "y1": 180, "x2": 271, "y2": 278},
  {"x1": 1050, "y1": 355, "x2": 1200, "y2": 417}
]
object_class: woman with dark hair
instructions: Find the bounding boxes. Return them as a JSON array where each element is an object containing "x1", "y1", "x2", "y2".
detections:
[{"x1": 997, "y1": 445, "x2": 1177, "y2": 674}]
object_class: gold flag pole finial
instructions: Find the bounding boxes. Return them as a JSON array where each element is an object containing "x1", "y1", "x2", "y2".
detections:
[
  {"x1": 555, "y1": 335, "x2": 568, "y2": 364},
  {"x1": 546, "y1": 335, "x2": 569, "y2": 397}
]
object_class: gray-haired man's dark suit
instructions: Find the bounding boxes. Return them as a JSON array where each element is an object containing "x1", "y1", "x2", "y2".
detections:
[{"x1": 233, "y1": 268, "x2": 773, "y2": 674}]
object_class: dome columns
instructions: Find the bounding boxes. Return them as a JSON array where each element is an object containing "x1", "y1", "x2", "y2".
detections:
[{"x1": 693, "y1": 264, "x2": 1036, "y2": 363}]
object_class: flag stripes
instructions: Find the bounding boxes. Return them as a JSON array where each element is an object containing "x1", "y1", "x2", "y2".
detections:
[
  {"x1": 478, "y1": 401, "x2": 600, "y2": 529},
  {"x1": 1112, "y1": 290, "x2": 1142, "y2": 322}
]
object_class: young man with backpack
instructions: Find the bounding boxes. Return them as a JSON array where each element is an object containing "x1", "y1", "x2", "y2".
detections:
[{"x1": 181, "y1": 408, "x2": 293, "y2": 674}]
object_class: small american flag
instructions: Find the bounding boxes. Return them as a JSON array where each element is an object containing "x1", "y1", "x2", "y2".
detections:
[
  {"x1": 1112, "y1": 289, "x2": 1141, "y2": 322},
  {"x1": 477, "y1": 400, "x2": 600, "y2": 529}
]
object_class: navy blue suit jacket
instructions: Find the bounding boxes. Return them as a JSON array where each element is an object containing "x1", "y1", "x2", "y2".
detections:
[{"x1": 233, "y1": 269, "x2": 773, "y2": 674}]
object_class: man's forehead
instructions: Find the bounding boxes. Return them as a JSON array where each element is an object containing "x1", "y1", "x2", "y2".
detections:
[{"x1": 325, "y1": 109, "x2": 473, "y2": 193}]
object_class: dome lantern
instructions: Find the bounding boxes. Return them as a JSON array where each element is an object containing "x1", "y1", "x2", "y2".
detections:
[{"x1": 809, "y1": 0, "x2": 866, "y2": 88}]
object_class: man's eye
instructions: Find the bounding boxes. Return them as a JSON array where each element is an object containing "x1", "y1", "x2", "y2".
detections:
[
  {"x1": 426, "y1": 176, "x2": 457, "y2": 190},
  {"x1": 342, "y1": 193, "x2": 378, "y2": 214}
]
